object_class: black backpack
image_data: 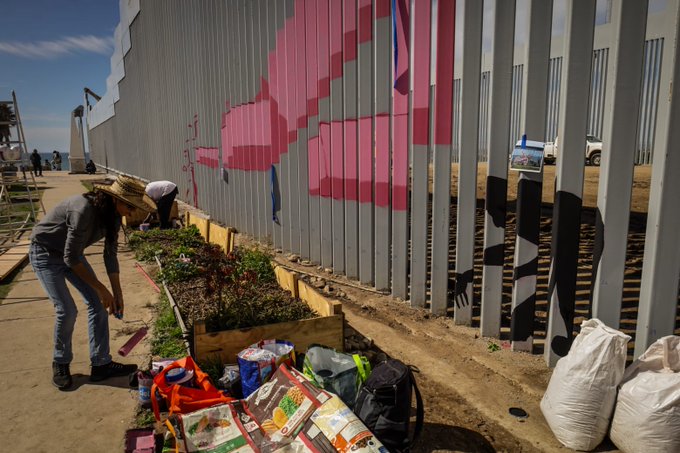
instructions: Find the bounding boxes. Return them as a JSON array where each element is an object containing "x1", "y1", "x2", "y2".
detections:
[{"x1": 354, "y1": 359, "x2": 424, "y2": 452}]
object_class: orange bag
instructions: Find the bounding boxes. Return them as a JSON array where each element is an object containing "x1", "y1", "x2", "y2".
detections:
[{"x1": 151, "y1": 356, "x2": 234, "y2": 421}]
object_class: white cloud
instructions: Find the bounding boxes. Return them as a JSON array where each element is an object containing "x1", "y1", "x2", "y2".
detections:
[{"x1": 0, "y1": 35, "x2": 114, "y2": 59}]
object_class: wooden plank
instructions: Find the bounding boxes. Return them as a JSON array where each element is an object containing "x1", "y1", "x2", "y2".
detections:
[
  {"x1": 228, "y1": 228, "x2": 236, "y2": 253},
  {"x1": 273, "y1": 265, "x2": 299, "y2": 298},
  {"x1": 297, "y1": 279, "x2": 342, "y2": 317},
  {"x1": 0, "y1": 240, "x2": 30, "y2": 281},
  {"x1": 208, "y1": 222, "x2": 229, "y2": 251},
  {"x1": 188, "y1": 213, "x2": 211, "y2": 242},
  {"x1": 194, "y1": 314, "x2": 344, "y2": 363}
]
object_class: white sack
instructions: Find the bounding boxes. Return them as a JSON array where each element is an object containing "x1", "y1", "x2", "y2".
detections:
[
  {"x1": 609, "y1": 335, "x2": 680, "y2": 453},
  {"x1": 540, "y1": 318, "x2": 631, "y2": 451}
]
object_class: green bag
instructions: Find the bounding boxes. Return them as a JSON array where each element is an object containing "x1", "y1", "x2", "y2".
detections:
[{"x1": 303, "y1": 344, "x2": 371, "y2": 409}]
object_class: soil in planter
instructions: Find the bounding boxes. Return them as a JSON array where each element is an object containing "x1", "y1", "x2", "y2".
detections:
[
  {"x1": 168, "y1": 278, "x2": 318, "y2": 332},
  {"x1": 128, "y1": 226, "x2": 319, "y2": 333}
]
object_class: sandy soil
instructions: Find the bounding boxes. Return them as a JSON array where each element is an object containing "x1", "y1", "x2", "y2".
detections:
[
  {"x1": 236, "y1": 163, "x2": 661, "y2": 452},
  {"x1": 0, "y1": 173, "x2": 158, "y2": 452},
  {"x1": 0, "y1": 165, "x2": 665, "y2": 452}
]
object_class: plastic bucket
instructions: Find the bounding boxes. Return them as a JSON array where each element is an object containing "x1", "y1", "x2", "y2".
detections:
[{"x1": 138, "y1": 376, "x2": 153, "y2": 408}]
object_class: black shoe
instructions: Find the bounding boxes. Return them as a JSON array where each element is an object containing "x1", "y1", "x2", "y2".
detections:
[
  {"x1": 90, "y1": 361, "x2": 138, "y2": 382},
  {"x1": 52, "y1": 362, "x2": 72, "y2": 390}
]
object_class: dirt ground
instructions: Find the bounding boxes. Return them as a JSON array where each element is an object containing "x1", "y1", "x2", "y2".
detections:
[
  {"x1": 0, "y1": 173, "x2": 158, "y2": 452},
  {"x1": 0, "y1": 165, "x2": 662, "y2": 452},
  {"x1": 235, "y1": 163, "x2": 659, "y2": 452}
]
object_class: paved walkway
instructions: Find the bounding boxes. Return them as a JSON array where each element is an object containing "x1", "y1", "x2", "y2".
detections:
[{"x1": 0, "y1": 172, "x2": 158, "y2": 452}]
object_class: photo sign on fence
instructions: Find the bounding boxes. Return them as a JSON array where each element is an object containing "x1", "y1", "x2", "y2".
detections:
[{"x1": 510, "y1": 139, "x2": 545, "y2": 173}]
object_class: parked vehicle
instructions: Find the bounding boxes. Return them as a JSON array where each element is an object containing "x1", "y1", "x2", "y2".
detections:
[{"x1": 543, "y1": 135, "x2": 603, "y2": 166}]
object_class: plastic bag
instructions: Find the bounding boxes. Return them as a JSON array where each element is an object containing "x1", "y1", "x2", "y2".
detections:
[
  {"x1": 303, "y1": 344, "x2": 370, "y2": 409},
  {"x1": 609, "y1": 335, "x2": 680, "y2": 453},
  {"x1": 245, "y1": 364, "x2": 386, "y2": 452},
  {"x1": 237, "y1": 339, "x2": 295, "y2": 398},
  {"x1": 540, "y1": 319, "x2": 630, "y2": 451}
]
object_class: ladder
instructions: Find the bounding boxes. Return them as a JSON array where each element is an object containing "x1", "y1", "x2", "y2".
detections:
[{"x1": 0, "y1": 91, "x2": 45, "y2": 250}]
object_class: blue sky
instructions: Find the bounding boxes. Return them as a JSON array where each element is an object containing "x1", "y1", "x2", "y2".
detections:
[
  {"x1": 1, "y1": 0, "x2": 668, "y2": 156},
  {"x1": 0, "y1": 0, "x2": 119, "y2": 154}
]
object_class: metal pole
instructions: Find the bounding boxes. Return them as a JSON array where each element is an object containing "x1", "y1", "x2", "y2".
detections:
[
  {"x1": 453, "y1": 0, "x2": 483, "y2": 324},
  {"x1": 480, "y1": 0, "x2": 516, "y2": 335},
  {"x1": 591, "y1": 0, "x2": 648, "y2": 328},
  {"x1": 635, "y1": 0, "x2": 680, "y2": 358},
  {"x1": 510, "y1": 0, "x2": 552, "y2": 352},
  {"x1": 544, "y1": 0, "x2": 596, "y2": 367},
  {"x1": 430, "y1": 0, "x2": 457, "y2": 315}
]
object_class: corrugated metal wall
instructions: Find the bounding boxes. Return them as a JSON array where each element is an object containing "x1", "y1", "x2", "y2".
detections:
[
  {"x1": 637, "y1": 38, "x2": 664, "y2": 164},
  {"x1": 478, "y1": 71, "x2": 490, "y2": 161},
  {"x1": 545, "y1": 56, "x2": 562, "y2": 142},
  {"x1": 588, "y1": 48, "x2": 609, "y2": 140},
  {"x1": 509, "y1": 64, "x2": 523, "y2": 148},
  {"x1": 87, "y1": 0, "x2": 680, "y2": 366}
]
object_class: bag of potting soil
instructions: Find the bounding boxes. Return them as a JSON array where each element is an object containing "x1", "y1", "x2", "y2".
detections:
[
  {"x1": 609, "y1": 335, "x2": 680, "y2": 453},
  {"x1": 354, "y1": 358, "x2": 424, "y2": 453},
  {"x1": 237, "y1": 339, "x2": 295, "y2": 398},
  {"x1": 540, "y1": 318, "x2": 630, "y2": 451},
  {"x1": 164, "y1": 401, "x2": 265, "y2": 452},
  {"x1": 303, "y1": 344, "x2": 371, "y2": 409},
  {"x1": 246, "y1": 364, "x2": 387, "y2": 452}
]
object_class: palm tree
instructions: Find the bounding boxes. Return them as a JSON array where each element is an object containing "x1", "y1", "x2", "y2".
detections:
[{"x1": 0, "y1": 104, "x2": 16, "y2": 145}]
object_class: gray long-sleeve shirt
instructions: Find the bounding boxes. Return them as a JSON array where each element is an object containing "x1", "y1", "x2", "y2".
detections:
[{"x1": 30, "y1": 194, "x2": 120, "y2": 273}]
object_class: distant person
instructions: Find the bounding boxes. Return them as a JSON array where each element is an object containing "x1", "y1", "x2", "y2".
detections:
[
  {"x1": 43, "y1": 159, "x2": 51, "y2": 171},
  {"x1": 85, "y1": 160, "x2": 96, "y2": 175},
  {"x1": 29, "y1": 175, "x2": 156, "y2": 390},
  {"x1": 30, "y1": 149, "x2": 43, "y2": 176},
  {"x1": 52, "y1": 150, "x2": 62, "y2": 171},
  {"x1": 144, "y1": 180, "x2": 178, "y2": 229}
]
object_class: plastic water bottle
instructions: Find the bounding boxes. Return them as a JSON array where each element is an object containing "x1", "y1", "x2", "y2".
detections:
[{"x1": 118, "y1": 326, "x2": 148, "y2": 357}]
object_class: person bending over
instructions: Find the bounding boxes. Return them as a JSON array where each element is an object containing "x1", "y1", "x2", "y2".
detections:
[
  {"x1": 29, "y1": 175, "x2": 157, "y2": 390},
  {"x1": 145, "y1": 180, "x2": 178, "y2": 229}
]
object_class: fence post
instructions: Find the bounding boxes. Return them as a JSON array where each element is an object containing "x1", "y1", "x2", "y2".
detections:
[
  {"x1": 510, "y1": 0, "x2": 552, "y2": 352},
  {"x1": 545, "y1": 0, "x2": 596, "y2": 367},
  {"x1": 453, "y1": 0, "x2": 483, "y2": 324},
  {"x1": 430, "y1": 0, "x2": 457, "y2": 316},
  {"x1": 591, "y1": 0, "x2": 648, "y2": 329},
  {"x1": 635, "y1": 0, "x2": 680, "y2": 358},
  {"x1": 480, "y1": 0, "x2": 516, "y2": 335}
]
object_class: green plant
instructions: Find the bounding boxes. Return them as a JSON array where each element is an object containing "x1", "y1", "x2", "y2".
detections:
[
  {"x1": 128, "y1": 226, "x2": 206, "y2": 267},
  {"x1": 134, "y1": 408, "x2": 156, "y2": 428},
  {"x1": 133, "y1": 242, "x2": 164, "y2": 263},
  {"x1": 172, "y1": 245, "x2": 197, "y2": 259},
  {"x1": 487, "y1": 341, "x2": 501, "y2": 353},
  {"x1": 235, "y1": 247, "x2": 275, "y2": 283},
  {"x1": 198, "y1": 355, "x2": 225, "y2": 386},
  {"x1": 158, "y1": 260, "x2": 201, "y2": 283},
  {"x1": 151, "y1": 294, "x2": 186, "y2": 358}
]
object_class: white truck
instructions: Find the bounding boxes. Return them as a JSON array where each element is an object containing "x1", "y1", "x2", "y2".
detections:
[{"x1": 543, "y1": 135, "x2": 603, "y2": 166}]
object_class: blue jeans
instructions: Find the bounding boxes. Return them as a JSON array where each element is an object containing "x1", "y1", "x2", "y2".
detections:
[{"x1": 29, "y1": 243, "x2": 112, "y2": 366}]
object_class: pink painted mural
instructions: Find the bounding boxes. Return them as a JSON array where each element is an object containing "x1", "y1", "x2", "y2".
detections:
[{"x1": 217, "y1": 0, "x2": 426, "y2": 213}]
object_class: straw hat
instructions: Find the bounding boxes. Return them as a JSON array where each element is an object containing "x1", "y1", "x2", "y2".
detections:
[{"x1": 93, "y1": 175, "x2": 157, "y2": 212}]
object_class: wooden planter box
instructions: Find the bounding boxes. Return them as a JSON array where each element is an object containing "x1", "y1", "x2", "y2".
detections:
[{"x1": 182, "y1": 215, "x2": 344, "y2": 363}]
